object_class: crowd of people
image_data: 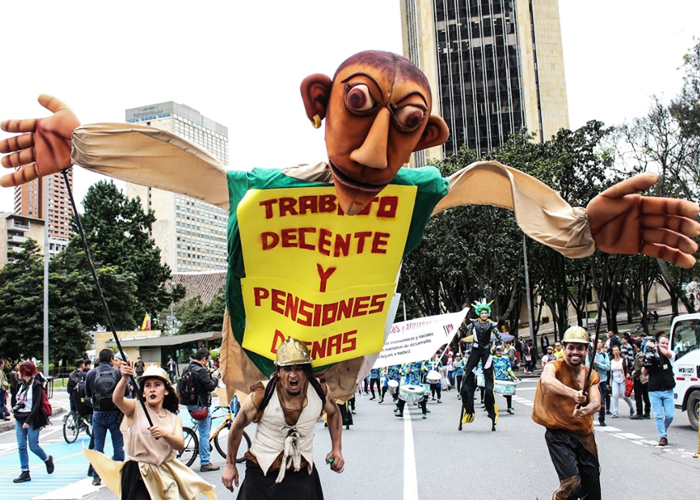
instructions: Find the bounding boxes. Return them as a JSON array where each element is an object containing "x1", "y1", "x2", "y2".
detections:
[{"x1": 0, "y1": 321, "x2": 680, "y2": 499}]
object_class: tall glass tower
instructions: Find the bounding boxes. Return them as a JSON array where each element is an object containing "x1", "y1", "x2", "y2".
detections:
[{"x1": 402, "y1": 0, "x2": 569, "y2": 159}]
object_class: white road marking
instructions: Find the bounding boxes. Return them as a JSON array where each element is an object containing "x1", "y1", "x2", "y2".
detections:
[
  {"x1": 403, "y1": 409, "x2": 419, "y2": 500},
  {"x1": 616, "y1": 433, "x2": 644, "y2": 440}
]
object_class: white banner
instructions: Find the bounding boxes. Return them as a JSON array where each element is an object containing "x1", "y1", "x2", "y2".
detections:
[{"x1": 371, "y1": 308, "x2": 469, "y2": 369}]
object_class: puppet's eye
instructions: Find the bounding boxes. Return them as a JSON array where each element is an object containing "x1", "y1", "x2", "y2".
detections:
[
  {"x1": 393, "y1": 105, "x2": 425, "y2": 132},
  {"x1": 345, "y1": 85, "x2": 375, "y2": 112}
]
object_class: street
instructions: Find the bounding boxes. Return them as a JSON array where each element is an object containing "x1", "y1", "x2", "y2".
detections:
[{"x1": 1, "y1": 380, "x2": 699, "y2": 500}]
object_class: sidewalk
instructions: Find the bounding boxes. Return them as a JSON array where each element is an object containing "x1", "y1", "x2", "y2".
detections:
[{"x1": 0, "y1": 402, "x2": 67, "y2": 433}]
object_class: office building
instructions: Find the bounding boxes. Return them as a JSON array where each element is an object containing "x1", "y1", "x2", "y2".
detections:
[
  {"x1": 13, "y1": 169, "x2": 73, "y2": 255},
  {"x1": 0, "y1": 212, "x2": 46, "y2": 268},
  {"x1": 125, "y1": 102, "x2": 229, "y2": 273},
  {"x1": 401, "y1": 0, "x2": 569, "y2": 159}
]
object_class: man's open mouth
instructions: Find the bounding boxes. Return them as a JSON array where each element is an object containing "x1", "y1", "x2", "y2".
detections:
[
  {"x1": 289, "y1": 379, "x2": 299, "y2": 390},
  {"x1": 329, "y1": 162, "x2": 388, "y2": 194}
]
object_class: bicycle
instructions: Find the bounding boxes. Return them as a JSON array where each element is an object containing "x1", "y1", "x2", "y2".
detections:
[
  {"x1": 63, "y1": 411, "x2": 93, "y2": 443},
  {"x1": 177, "y1": 398, "x2": 251, "y2": 467}
]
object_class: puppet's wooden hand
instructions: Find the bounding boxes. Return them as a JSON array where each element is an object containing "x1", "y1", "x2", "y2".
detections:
[
  {"x1": 0, "y1": 94, "x2": 79, "y2": 187},
  {"x1": 587, "y1": 172, "x2": 700, "y2": 268}
]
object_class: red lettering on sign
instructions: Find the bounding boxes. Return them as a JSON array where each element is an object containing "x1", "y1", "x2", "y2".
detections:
[
  {"x1": 298, "y1": 195, "x2": 318, "y2": 214},
  {"x1": 342, "y1": 330, "x2": 357, "y2": 352},
  {"x1": 318, "y1": 228, "x2": 332, "y2": 256},
  {"x1": 259, "y1": 199, "x2": 277, "y2": 219},
  {"x1": 354, "y1": 231, "x2": 372, "y2": 253},
  {"x1": 270, "y1": 330, "x2": 286, "y2": 353},
  {"x1": 280, "y1": 228, "x2": 298, "y2": 248},
  {"x1": 270, "y1": 288, "x2": 285, "y2": 314},
  {"x1": 279, "y1": 197, "x2": 298, "y2": 217},
  {"x1": 254, "y1": 287, "x2": 270, "y2": 306},
  {"x1": 316, "y1": 264, "x2": 337, "y2": 293},
  {"x1": 298, "y1": 227, "x2": 315, "y2": 250},
  {"x1": 261, "y1": 232, "x2": 279, "y2": 250},
  {"x1": 371, "y1": 232, "x2": 390, "y2": 254},
  {"x1": 319, "y1": 194, "x2": 337, "y2": 214},
  {"x1": 327, "y1": 333, "x2": 342, "y2": 356},
  {"x1": 353, "y1": 296, "x2": 370, "y2": 316},
  {"x1": 369, "y1": 294, "x2": 387, "y2": 314},
  {"x1": 377, "y1": 196, "x2": 398, "y2": 218}
]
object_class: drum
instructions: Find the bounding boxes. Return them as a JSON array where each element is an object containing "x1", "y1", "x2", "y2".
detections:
[
  {"x1": 399, "y1": 384, "x2": 425, "y2": 402},
  {"x1": 426, "y1": 370, "x2": 441, "y2": 383},
  {"x1": 494, "y1": 380, "x2": 518, "y2": 396},
  {"x1": 387, "y1": 379, "x2": 399, "y2": 395}
]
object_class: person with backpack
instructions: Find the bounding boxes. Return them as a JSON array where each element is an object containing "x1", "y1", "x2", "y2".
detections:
[
  {"x1": 86, "y1": 349, "x2": 127, "y2": 486},
  {"x1": 179, "y1": 348, "x2": 220, "y2": 472},
  {"x1": 12, "y1": 361, "x2": 54, "y2": 483},
  {"x1": 221, "y1": 337, "x2": 344, "y2": 497},
  {"x1": 66, "y1": 359, "x2": 86, "y2": 413}
]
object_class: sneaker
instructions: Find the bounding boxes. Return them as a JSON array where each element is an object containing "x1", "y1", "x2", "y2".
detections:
[
  {"x1": 630, "y1": 415, "x2": 643, "y2": 420},
  {"x1": 659, "y1": 437, "x2": 668, "y2": 446},
  {"x1": 611, "y1": 414, "x2": 618, "y2": 418},
  {"x1": 200, "y1": 463, "x2": 221, "y2": 472},
  {"x1": 457, "y1": 395, "x2": 461, "y2": 400},
  {"x1": 605, "y1": 410, "x2": 612, "y2": 415},
  {"x1": 87, "y1": 465, "x2": 95, "y2": 477},
  {"x1": 598, "y1": 421, "x2": 607, "y2": 427},
  {"x1": 378, "y1": 398, "x2": 383, "y2": 404},
  {"x1": 351, "y1": 409, "x2": 356, "y2": 414},
  {"x1": 13, "y1": 471, "x2": 31, "y2": 483},
  {"x1": 395, "y1": 413, "x2": 403, "y2": 418},
  {"x1": 431, "y1": 397, "x2": 436, "y2": 401},
  {"x1": 643, "y1": 414, "x2": 651, "y2": 419},
  {"x1": 437, "y1": 399, "x2": 442, "y2": 403},
  {"x1": 630, "y1": 409, "x2": 635, "y2": 417},
  {"x1": 45, "y1": 455, "x2": 54, "y2": 474},
  {"x1": 369, "y1": 396, "x2": 376, "y2": 401},
  {"x1": 92, "y1": 478, "x2": 102, "y2": 486},
  {"x1": 507, "y1": 408, "x2": 514, "y2": 415},
  {"x1": 422, "y1": 414, "x2": 427, "y2": 419}
]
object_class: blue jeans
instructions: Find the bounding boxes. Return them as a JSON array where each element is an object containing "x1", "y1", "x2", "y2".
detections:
[
  {"x1": 187, "y1": 403, "x2": 212, "y2": 465},
  {"x1": 0, "y1": 389, "x2": 7, "y2": 418},
  {"x1": 649, "y1": 389, "x2": 674, "y2": 439},
  {"x1": 92, "y1": 411, "x2": 125, "y2": 478},
  {"x1": 15, "y1": 420, "x2": 48, "y2": 471}
]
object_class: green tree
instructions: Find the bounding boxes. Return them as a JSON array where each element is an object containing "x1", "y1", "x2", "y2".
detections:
[
  {"x1": 64, "y1": 181, "x2": 184, "y2": 328},
  {"x1": 175, "y1": 288, "x2": 226, "y2": 334}
]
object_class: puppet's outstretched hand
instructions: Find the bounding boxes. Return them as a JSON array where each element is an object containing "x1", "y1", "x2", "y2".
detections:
[
  {"x1": 587, "y1": 172, "x2": 700, "y2": 268},
  {"x1": 0, "y1": 94, "x2": 79, "y2": 187}
]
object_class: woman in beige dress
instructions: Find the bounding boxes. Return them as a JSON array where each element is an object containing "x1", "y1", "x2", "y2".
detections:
[{"x1": 84, "y1": 363, "x2": 216, "y2": 500}]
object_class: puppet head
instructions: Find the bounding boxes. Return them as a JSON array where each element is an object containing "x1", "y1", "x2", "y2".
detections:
[{"x1": 301, "y1": 51, "x2": 449, "y2": 215}]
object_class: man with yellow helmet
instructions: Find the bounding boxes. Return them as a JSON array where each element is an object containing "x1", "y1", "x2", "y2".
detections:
[
  {"x1": 532, "y1": 326, "x2": 602, "y2": 500},
  {"x1": 222, "y1": 337, "x2": 345, "y2": 498}
]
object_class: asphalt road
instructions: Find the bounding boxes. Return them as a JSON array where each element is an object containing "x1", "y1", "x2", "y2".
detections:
[{"x1": 2, "y1": 380, "x2": 698, "y2": 500}]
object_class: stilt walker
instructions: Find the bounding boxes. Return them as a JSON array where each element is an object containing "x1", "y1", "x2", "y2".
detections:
[{"x1": 459, "y1": 299, "x2": 501, "y2": 431}]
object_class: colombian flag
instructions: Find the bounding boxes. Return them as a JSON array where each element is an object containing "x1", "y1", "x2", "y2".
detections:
[{"x1": 141, "y1": 313, "x2": 151, "y2": 331}]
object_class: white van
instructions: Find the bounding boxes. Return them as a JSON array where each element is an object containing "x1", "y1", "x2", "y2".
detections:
[{"x1": 670, "y1": 313, "x2": 700, "y2": 430}]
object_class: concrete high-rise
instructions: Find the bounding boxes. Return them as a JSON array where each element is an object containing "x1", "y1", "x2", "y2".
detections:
[
  {"x1": 402, "y1": 0, "x2": 569, "y2": 159},
  {"x1": 14, "y1": 169, "x2": 73, "y2": 255},
  {"x1": 125, "y1": 102, "x2": 229, "y2": 273}
]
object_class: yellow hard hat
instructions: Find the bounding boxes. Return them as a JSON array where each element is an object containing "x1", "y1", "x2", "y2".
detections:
[
  {"x1": 137, "y1": 365, "x2": 171, "y2": 386},
  {"x1": 562, "y1": 326, "x2": 590, "y2": 344},
  {"x1": 275, "y1": 337, "x2": 311, "y2": 366}
]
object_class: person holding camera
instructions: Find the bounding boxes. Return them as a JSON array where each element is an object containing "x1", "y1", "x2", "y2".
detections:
[
  {"x1": 180, "y1": 348, "x2": 220, "y2": 472},
  {"x1": 642, "y1": 334, "x2": 676, "y2": 446},
  {"x1": 12, "y1": 361, "x2": 54, "y2": 483}
]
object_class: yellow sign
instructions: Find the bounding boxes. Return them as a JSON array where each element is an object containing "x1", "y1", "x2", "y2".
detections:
[{"x1": 238, "y1": 185, "x2": 417, "y2": 365}]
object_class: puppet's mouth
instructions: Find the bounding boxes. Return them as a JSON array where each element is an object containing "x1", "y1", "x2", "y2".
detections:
[
  {"x1": 149, "y1": 394, "x2": 157, "y2": 400},
  {"x1": 329, "y1": 162, "x2": 387, "y2": 194}
]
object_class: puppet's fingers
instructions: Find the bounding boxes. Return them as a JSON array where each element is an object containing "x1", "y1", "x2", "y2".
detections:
[
  {"x1": 641, "y1": 196, "x2": 700, "y2": 220},
  {"x1": 38, "y1": 94, "x2": 72, "y2": 114},
  {"x1": 641, "y1": 242, "x2": 697, "y2": 269},
  {"x1": 641, "y1": 214, "x2": 700, "y2": 239},
  {"x1": 0, "y1": 163, "x2": 40, "y2": 187},
  {"x1": 597, "y1": 172, "x2": 658, "y2": 199},
  {"x1": 0, "y1": 148, "x2": 35, "y2": 170},
  {"x1": 642, "y1": 228, "x2": 698, "y2": 255},
  {"x1": 0, "y1": 133, "x2": 34, "y2": 155},
  {"x1": 1, "y1": 117, "x2": 38, "y2": 134}
]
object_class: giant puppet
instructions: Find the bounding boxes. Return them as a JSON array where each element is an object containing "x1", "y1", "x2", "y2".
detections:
[{"x1": 2, "y1": 51, "x2": 699, "y2": 401}]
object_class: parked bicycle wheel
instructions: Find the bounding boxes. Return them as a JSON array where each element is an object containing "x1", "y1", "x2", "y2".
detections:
[
  {"x1": 63, "y1": 412, "x2": 80, "y2": 443},
  {"x1": 178, "y1": 427, "x2": 199, "y2": 467},
  {"x1": 214, "y1": 422, "x2": 251, "y2": 464}
]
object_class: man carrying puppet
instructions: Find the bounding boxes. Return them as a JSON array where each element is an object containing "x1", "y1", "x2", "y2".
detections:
[{"x1": 1, "y1": 51, "x2": 699, "y2": 405}]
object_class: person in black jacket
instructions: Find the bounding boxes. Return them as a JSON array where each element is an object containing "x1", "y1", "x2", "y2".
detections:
[
  {"x1": 12, "y1": 361, "x2": 54, "y2": 483},
  {"x1": 183, "y1": 348, "x2": 220, "y2": 472},
  {"x1": 642, "y1": 335, "x2": 676, "y2": 446}
]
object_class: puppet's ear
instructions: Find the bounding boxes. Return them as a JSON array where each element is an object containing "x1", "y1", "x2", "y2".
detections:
[
  {"x1": 301, "y1": 74, "x2": 332, "y2": 125},
  {"x1": 413, "y1": 114, "x2": 449, "y2": 152}
]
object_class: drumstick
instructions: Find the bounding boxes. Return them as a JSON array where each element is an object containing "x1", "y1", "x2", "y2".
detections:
[{"x1": 582, "y1": 254, "x2": 610, "y2": 399}]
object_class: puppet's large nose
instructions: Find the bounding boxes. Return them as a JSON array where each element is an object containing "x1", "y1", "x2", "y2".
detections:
[{"x1": 349, "y1": 107, "x2": 390, "y2": 170}]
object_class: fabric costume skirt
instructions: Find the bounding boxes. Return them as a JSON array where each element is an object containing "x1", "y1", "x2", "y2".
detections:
[
  {"x1": 83, "y1": 447, "x2": 216, "y2": 500},
  {"x1": 237, "y1": 460, "x2": 324, "y2": 500}
]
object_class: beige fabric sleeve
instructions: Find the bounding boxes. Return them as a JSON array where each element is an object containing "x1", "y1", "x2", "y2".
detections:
[
  {"x1": 71, "y1": 123, "x2": 229, "y2": 210},
  {"x1": 432, "y1": 161, "x2": 595, "y2": 258}
]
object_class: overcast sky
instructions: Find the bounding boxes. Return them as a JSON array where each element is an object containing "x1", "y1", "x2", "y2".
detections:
[{"x1": 1, "y1": 0, "x2": 698, "y2": 212}]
